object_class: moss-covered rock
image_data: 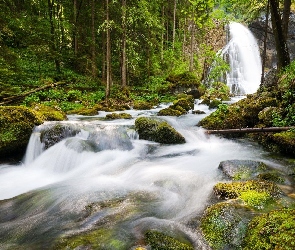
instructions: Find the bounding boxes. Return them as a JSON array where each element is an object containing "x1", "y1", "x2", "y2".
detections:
[
  {"x1": 105, "y1": 112, "x2": 132, "y2": 120},
  {"x1": 200, "y1": 202, "x2": 252, "y2": 250},
  {"x1": 243, "y1": 208, "x2": 295, "y2": 250},
  {"x1": 133, "y1": 101, "x2": 154, "y2": 110},
  {"x1": 198, "y1": 94, "x2": 277, "y2": 130},
  {"x1": 135, "y1": 117, "x2": 185, "y2": 144},
  {"x1": 218, "y1": 160, "x2": 285, "y2": 183},
  {"x1": 33, "y1": 104, "x2": 67, "y2": 121},
  {"x1": 158, "y1": 96, "x2": 194, "y2": 116},
  {"x1": 208, "y1": 99, "x2": 222, "y2": 109},
  {"x1": 67, "y1": 107, "x2": 98, "y2": 116},
  {"x1": 0, "y1": 106, "x2": 45, "y2": 158},
  {"x1": 144, "y1": 230, "x2": 193, "y2": 250},
  {"x1": 213, "y1": 180, "x2": 282, "y2": 200}
]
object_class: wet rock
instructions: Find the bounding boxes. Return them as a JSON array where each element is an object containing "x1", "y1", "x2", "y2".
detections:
[
  {"x1": 135, "y1": 117, "x2": 185, "y2": 144},
  {"x1": 144, "y1": 230, "x2": 194, "y2": 250},
  {"x1": 40, "y1": 124, "x2": 81, "y2": 150},
  {"x1": 218, "y1": 160, "x2": 273, "y2": 181},
  {"x1": 200, "y1": 202, "x2": 252, "y2": 250},
  {"x1": 243, "y1": 208, "x2": 295, "y2": 250},
  {"x1": 105, "y1": 112, "x2": 132, "y2": 120},
  {"x1": 192, "y1": 110, "x2": 206, "y2": 115}
]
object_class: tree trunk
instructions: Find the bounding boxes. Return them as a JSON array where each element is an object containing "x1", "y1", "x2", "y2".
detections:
[
  {"x1": 121, "y1": 0, "x2": 127, "y2": 87},
  {"x1": 261, "y1": 0, "x2": 270, "y2": 84},
  {"x1": 206, "y1": 127, "x2": 294, "y2": 135},
  {"x1": 73, "y1": 0, "x2": 78, "y2": 56},
  {"x1": 91, "y1": 0, "x2": 97, "y2": 78},
  {"x1": 189, "y1": 18, "x2": 195, "y2": 72},
  {"x1": 282, "y1": 0, "x2": 291, "y2": 39},
  {"x1": 105, "y1": 0, "x2": 111, "y2": 100},
  {"x1": 269, "y1": 0, "x2": 290, "y2": 70},
  {"x1": 172, "y1": 0, "x2": 177, "y2": 49}
]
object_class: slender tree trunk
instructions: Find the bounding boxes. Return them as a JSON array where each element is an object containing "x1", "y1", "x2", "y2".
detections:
[
  {"x1": 189, "y1": 19, "x2": 195, "y2": 72},
  {"x1": 282, "y1": 0, "x2": 291, "y2": 39},
  {"x1": 121, "y1": 0, "x2": 127, "y2": 87},
  {"x1": 172, "y1": 0, "x2": 177, "y2": 49},
  {"x1": 161, "y1": 5, "x2": 165, "y2": 62},
  {"x1": 73, "y1": 0, "x2": 78, "y2": 56},
  {"x1": 106, "y1": 0, "x2": 111, "y2": 100},
  {"x1": 91, "y1": 0, "x2": 97, "y2": 78},
  {"x1": 261, "y1": 0, "x2": 270, "y2": 84},
  {"x1": 48, "y1": 0, "x2": 60, "y2": 73},
  {"x1": 269, "y1": 0, "x2": 290, "y2": 70}
]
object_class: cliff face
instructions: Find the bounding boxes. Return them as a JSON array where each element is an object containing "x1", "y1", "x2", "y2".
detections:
[{"x1": 249, "y1": 12, "x2": 295, "y2": 70}]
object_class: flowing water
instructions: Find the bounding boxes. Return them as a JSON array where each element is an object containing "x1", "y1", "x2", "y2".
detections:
[
  {"x1": 0, "y1": 102, "x2": 292, "y2": 249},
  {"x1": 223, "y1": 22, "x2": 262, "y2": 95}
]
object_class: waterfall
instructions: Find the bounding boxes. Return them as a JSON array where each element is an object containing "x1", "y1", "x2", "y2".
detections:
[{"x1": 223, "y1": 22, "x2": 262, "y2": 95}]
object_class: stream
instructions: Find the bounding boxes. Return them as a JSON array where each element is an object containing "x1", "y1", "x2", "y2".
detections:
[{"x1": 0, "y1": 101, "x2": 293, "y2": 249}]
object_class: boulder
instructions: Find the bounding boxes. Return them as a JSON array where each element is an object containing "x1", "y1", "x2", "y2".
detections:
[{"x1": 135, "y1": 117, "x2": 185, "y2": 144}]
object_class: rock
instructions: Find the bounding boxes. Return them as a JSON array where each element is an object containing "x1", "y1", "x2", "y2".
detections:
[
  {"x1": 158, "y1": 95, "x2": 194, "y2": 117},
  {"x1": 133, "y1": 101, "x2": 154, "y2": 110},
  {"x1": 213, "y1": 180, "x2": 282, "y2": 200},
  {"x1": 243, "y1": 208, "x2": 295, "y2": 250},
  {"x1": 192, "y1": 110, "x2": 206, "y2": 115},
  {"x1": 144, "y1": 230, "x2": 193, "y2": 250},
  {"x1": 218, "y1": 160, "x2": 284, "y2": 183},
  {"x1": 135, "y1": 117, "x2": 185, "y2": 144},
  {"x1": 0, "y1": 106, "x2": 44, "y2": 159},
  {"x1": 105, "y1": 113, "x2": 132, "y2": 120},
  {"x1": 40, "y1": 124, "x2": 81, "y2": 150},
  {"x1": 200, "y1": 202, "x2": 252, "y2": 250}
]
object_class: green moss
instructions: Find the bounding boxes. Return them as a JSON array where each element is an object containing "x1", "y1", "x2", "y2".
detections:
[
  {"x1": 0, "y1": 106, "x2": 45, "y2": 158},
  {"x1": 166, "y1": 71, "x2": 200, "y2": 87},
  {"x1": 243, "y1": 209, "x2": 295, "y2": 250},
  {"x1": 54, "y1": 228, "x2": 125, "y2": 250},
  {"x1": 240, "y1": 190, "x2": 272, "y2": 210},
  {"x1": 213, "y1": 180, "x2": 282, "y2": 200},
  {"x1": 144, "y1": 230, "x2": 193, "y2": 250},
  {"x1": 209, "y1": 99, "x2": 222, "y2": 109},
  {"x1": 67, "y1": 107, "x2": 98, "y2": 116},
  {"x1": 158, "y1": 96, "x2": 194, "y2": 116},
  {"x1": 133, "y1": 100, "x2": 154, "y2": 110},
  {"x1": 200, "y1": 202, "x2": 251, "y2": 250},
  {"x1": 158, "y1": 107, "x2": 183, "y2": 116},
  {"x1": 33, "y1": 104, "x2": 67, "y2": 121},
  {"x1": 105, "y1": 112, "x2": 132, "y2": 120},
  {"x1": 198, "y1": 94, "x2": 277, "y2": 130},
  {"x1": 135, "y1": 117, "x2": 185, "y2": 144}
]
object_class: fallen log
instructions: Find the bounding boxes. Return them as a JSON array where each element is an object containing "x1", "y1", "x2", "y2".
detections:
[
  {"x1": 206, "y1": 127, "x2": 294, "y2": 135},
  {"x1": 0, "y1": 81, "x2": 67, "y2": 105}
]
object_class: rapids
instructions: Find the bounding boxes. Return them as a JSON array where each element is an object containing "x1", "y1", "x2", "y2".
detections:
[{"x1": 0, "y1": 102, "x2": 291, "y2": 249}]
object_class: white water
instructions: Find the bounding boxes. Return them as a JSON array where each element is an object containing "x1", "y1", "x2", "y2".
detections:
[
  {"x1": 0, "y1": 104, "x2": 282, "y2": 248},
  {"x1": 223, "y1": 22, "x2": 262, "y2": 95}
]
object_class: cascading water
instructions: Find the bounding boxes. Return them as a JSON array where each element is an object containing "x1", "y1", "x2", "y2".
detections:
[
  {"x1": 223, "y1": 22, "x2": 262, "y2": 95},
  {"x1": 0, "y1": 105, "x2": 290, "y2": 249}
]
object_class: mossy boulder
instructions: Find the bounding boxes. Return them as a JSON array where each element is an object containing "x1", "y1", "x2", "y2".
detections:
[
  {"x1": 144, "y1": 230, "x2": 193, "y2": 250},
  {"x1": 218, "y1": 160, "x2": 285, "y2": 183},
  {"x1": 243, "y1": 208, "x2": 295, "y2": 250},
  {"x1": 198, "y1": 94, "x2": 277, "y2": 130},
  {"x1": 133, "y1": 101, "x2": 154, "y2": 110},
  {"x1": 105, "y1": 112, "x2": 132, "y2": 120},
  {"x1": 33, "y1": 104, "x2": 67, "y2": 121},
  {"x1": 208, "y1": 99, "x2": 222, "y2": 109},
  {"x1": 67, "y1": 107, "x2": 98, "y2": 116},
  {"x1": 200, "y1": 202, "x2": 252, "y2": 250},
  {"x1": 158, "y1": 96, "x2": 194, "y2": 116},
  {"x1": 0, "y1": 106, "x2": 45, "y2": 158},
  {"x1": 213, "y1": 180, "x2": 282, "y2": 200},
  {"x1": 135, "y1": 117, "x2": 185, "y2": 144}
]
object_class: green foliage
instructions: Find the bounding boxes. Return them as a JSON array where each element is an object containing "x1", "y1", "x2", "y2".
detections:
[
  {"x1": 243, "y1": 209, "x2": 295, "y2": 250},
  {"x1": 144, "y1": 230, "x2": 193, "y2": 250}
]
